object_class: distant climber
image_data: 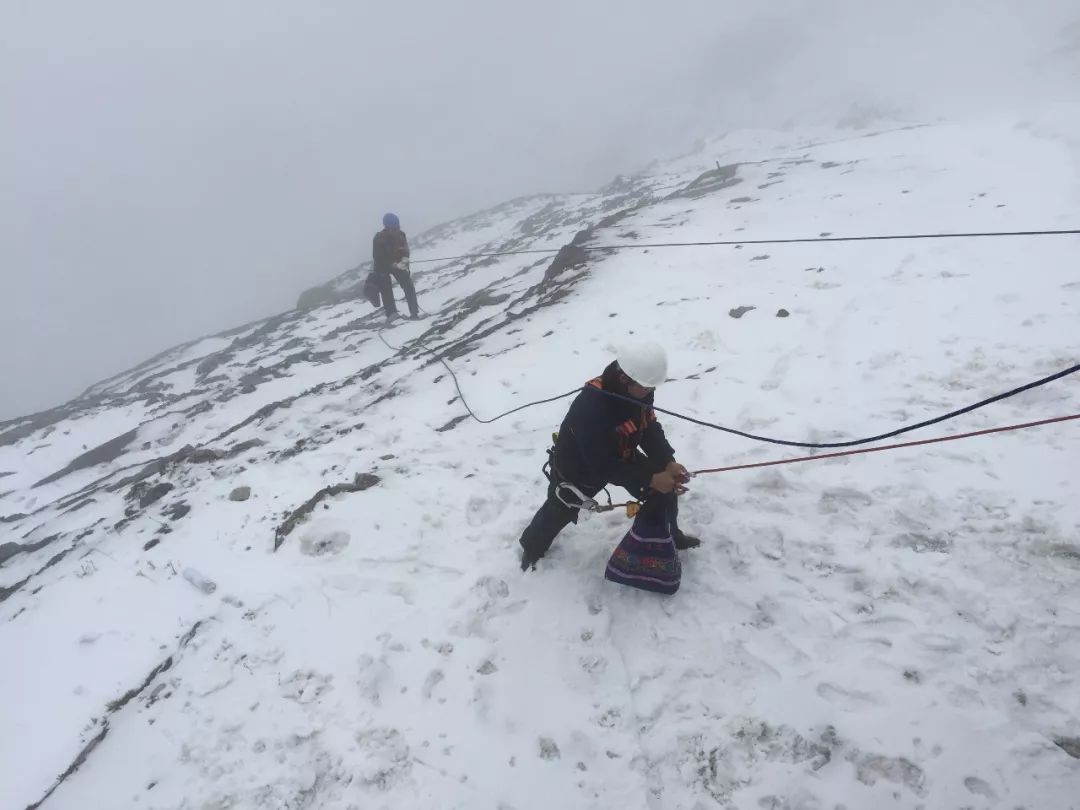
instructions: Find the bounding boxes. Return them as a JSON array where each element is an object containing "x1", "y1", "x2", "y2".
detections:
[
  {"x1": 372, "y1": 212, "x2": 420, "y2": 321},
  {"x1": 518, "y1": 342, "x2": 701, "y2": 571}
]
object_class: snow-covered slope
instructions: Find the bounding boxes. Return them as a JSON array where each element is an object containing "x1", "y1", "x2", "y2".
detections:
[{"x1": 3, "y1": 108, "x2": 1080, "y2": 810}]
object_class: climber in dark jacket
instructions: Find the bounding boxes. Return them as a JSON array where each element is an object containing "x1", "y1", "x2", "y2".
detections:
[
  {"x1": 372, "y1": 212, "x2": 419, "y2": 321},
  {"x1": 518, "y1": 342, "x2": 701, "y2": 571}
]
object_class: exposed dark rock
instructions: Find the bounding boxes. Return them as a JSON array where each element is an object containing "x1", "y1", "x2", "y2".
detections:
[
  {"x1": 543, "y1": 240, "x2": 590, "y2": 282},
  {"x1": 187, "y1": 447, "x2": 221, "y2": 464},
  {"x1": 0, "y1": 533, "x2": 60, "y2": 567},
  {"x1": 139, "y1": 482, "x2": 174, "y2": 509},
  {"x1": 26, "y1": 621, "x2": 207, "y2": 809},
  {"x1": 274, "y1": 473, "x2": 380, "y2": 551},
  {"x1": 461, "y1": 289, "x2": 511, "y2": 308},
  {"x1": 195, "y1": 351, "x2": 231, "y2": 380},
  {"x1": 0, "y1": 402, "x2": 86, "y2": 448},
  {"x1": 729, "y1": 306, "x2": 756, "y2": 319},
  {"x1": 163, "y1": 502, "x2": 191, "y2": 521},
  {"x1": 0, "y1": 541, "x2": 22, "y2": 565},
  {"x1": 751, "y1": 254, "x2": 770, "y2": 261},
  {"x1": 1055, "y1": 736, "x2": 1080, "y2": 759},
  {"x1": 229, "y1": 438, "x2": 266, "y2": 456},
  {"x1": 436, "y1": 415, "x2": 470, "y2": 433},
  {"x1": 211, "y1": 398, "x2": 299, "y2": 444},
  {"x1": 675, "y1": 163, "x2": 742, "y2": 199},
  {"x1": 230, "y1": 486, "x2": 252, "y2": 502},
  {"x1": 33, "y1": 428, "x2": 139, "y2": 488},
  {"x1": 777, "y1": 308, "x2": 791, "y2": 318},
  {"x1": 0, "y1": 543, "x2": 75, "y2": 604},
  {"x1": 143, "y1": 538, "x2": 161, "y2": 551},
  {"x1": 63, "y1": 497, "x2": 97, "y2": 514}
]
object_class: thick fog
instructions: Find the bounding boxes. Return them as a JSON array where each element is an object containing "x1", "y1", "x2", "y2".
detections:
[{"x1": 2, "y1": 0, "x2": 1077, "y2": 418}]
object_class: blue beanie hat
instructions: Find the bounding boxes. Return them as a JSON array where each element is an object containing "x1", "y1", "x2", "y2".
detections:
[{"x1": 382, "y1": 212, "x2": 400, "y2": 229}]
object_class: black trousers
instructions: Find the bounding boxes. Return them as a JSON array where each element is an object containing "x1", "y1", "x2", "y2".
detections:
[
  {"x1": 518, "y1": 472, "x2": 680, "y2": 564},
  {"x1": 376, "y1": 266, "x2": 419, "y2": 317}
]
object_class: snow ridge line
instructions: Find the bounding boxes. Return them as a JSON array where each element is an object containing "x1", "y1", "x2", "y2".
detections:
[{"x1": 24, "y1": 619, "x2": 211, "y2": 810}]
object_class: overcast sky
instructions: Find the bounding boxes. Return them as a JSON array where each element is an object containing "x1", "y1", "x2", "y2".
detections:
[{"x1": 2, "y1": 0, "x2": 1077, "y2": 419}]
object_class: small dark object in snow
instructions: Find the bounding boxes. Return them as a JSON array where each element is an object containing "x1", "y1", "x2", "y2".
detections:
[
  {"x1": 380, "y1": 453, "x2": 395, "y2": 461},
  {"x1": 820, "y1": 162, "x2": 840, "y2": 169},
  {"x1": 776, "y1": 309, "x2": 790, "y2": 318},
  {"x1": 729, "y1": 306, "x2": 756, "y2": 319},
  {"x1": 539, "y1": 737, "x2": 561, "y2": 760},
  {"x1": 477, "y1": 660, "x2": 498, "y2": 675},
  {"x1": 230, "y1": 486, "x2": 251, "y2": 502},
  {"x1": 1055, "y1": 736, "x2": 1080, "y2": 759},
  {"x1": 143, "y1": 538, "x2": 160, "y2": 551},
  {"x1": 903, "y1": 669, "x2": 921, "y2": 683},
  {"x1": 1014, "y1": 690, "x2": 1027, "y2": 706},
  {"x1": 751, "y1": 254, "x2": 770, "y2": 261}
]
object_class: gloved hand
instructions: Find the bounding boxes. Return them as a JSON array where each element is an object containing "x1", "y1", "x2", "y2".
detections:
[
  {"x1": 394, "y1": 258, "x2": 410, "y2": 273},
  {"x1": 665, "y1": 461, "x2": 691, "y2": 484},
  {"x1": 649, "y1": 471, "x2": 680, "y2": 494}
]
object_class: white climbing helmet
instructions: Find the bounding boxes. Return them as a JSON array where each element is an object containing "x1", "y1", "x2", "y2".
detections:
[{"x1": 616, "y1": 341, "x2": 668, "y2": 388}]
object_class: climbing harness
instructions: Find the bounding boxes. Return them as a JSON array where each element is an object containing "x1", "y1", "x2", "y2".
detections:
[{"x1": 552, "y1": 480, "x2": 640, "y2": 517}]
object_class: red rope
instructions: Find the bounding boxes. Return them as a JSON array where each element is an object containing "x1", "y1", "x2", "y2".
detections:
[{"x1": 691, "y1": 413, "x2": 1080, "y2": 476}]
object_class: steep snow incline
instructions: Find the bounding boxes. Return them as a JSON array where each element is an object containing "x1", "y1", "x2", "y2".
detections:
[{"x1": 2, "y1": 109, "x2": 1079, "y2": 809}]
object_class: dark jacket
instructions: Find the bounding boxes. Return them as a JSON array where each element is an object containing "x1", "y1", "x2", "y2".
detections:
[
  {"x1": 553, "y1": 362, "x2": 675, "y2": 494},
  {"x1": 373, "y1": 228, "x2": 410, "y2": 273}
]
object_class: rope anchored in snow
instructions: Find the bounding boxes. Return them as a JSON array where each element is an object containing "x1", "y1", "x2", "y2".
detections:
[
  {"x1": 410, "y1": 227, "x2": 1080, "y2": 265},
  {"x1": 380, "y1": 309, "x2": 1080, "y2": 469},
  {"x1": 598, "y1": 361, "x2": 1080, "y2": 449},
  {"x1": 689, "y1": 412, "x2": 1080, "y2": 476}
]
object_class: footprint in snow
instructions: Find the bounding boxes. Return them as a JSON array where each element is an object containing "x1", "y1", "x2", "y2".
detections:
[
  {"x1": 579, "y1": 655, "x2": 608, "y2": 675},
  {"x1": 913, "y1": 633, "x2": 964, "y2": 654},
  {"x1": 279, "y1": 669, "x2": 333, "y2": 704},
  {"x1": 816, "y1": 682, "x2": 881, "y2": 710},
  {"x1": 964, "y1": 776, "x2": 998, "y2": 799},
  {"x1": 818, "y1": 487, "x2": 874, "y2": 514},
  {"x1": 357, "y1": 653, "x2": 392, "y2": 706},
  {"x1": 759, "y1": 354, "x2": 791, "y2": 392},
  {"x1": 299, "y1": 523, "x2": 351, "y2": 556},
  {"x1": 474, "y1": 575, "x2": 510, "y2": 600},
  {"x1": 465, "y1": 491, "x2": 509, "y2": 526},
  {"x1": 422, "y1": 669, "x2": 445, "y2": 700}
]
